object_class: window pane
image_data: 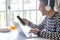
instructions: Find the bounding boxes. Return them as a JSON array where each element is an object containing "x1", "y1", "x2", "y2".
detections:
[
  {"x1": 11, "y1": 0, "x2": 23, "y2": 10},
  {"x1": 10, "y1": 11, "x2": 24, "y2": 22},
  {"x1": 10, "y1": 11, "x2": 24, "y2": 25},
  {"x1": 10, "y1": 0, "x2": 39, "y2": 10},
  {"x1": 0, "y1": 0, "x2": 6, "y2": 27},
  {"x1": 18, "y1": 0, "x2": 23, "y2": 10},
  {"x1": 30, "y1": 11, "x2": 36, "y2": 24},
  {"x1": 37, "y1": 0, "x2": 40, "y2": 10},
  {"x1": 11, "y1": 0, "x2": 18, "y2": 10},
  {"x1": 10, "y1": 0, "x2": 43, "y2": 25},
  {"x1": 24, "y1": 0, "x2": 36, "y2": 10},
  {"x1": 23, "y1": 11, "x2": 31, "y2": 20},
  {"x1": 0, "y1": 12, "x2": 6, "y2": 27},
  {"x1": 0, "y1": 0, "x2": 6, "y2": 11}
]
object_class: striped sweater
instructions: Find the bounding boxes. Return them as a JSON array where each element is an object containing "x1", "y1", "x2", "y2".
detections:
[{"x1": 28, "y1": 12, "x2": 60, "y2": 39}]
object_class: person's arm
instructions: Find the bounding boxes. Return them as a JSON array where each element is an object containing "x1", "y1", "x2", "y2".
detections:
[
  {"x1": 28, "y1": 19, "x2": 46, "y2": 30},
  {"x1": 22, "y1": 18, "x2": 45, "y2": 30}
]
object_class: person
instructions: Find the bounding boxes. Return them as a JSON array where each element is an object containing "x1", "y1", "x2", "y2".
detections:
[{"x1": 22, "y1": 0, "x2": 60, "y2": 39}]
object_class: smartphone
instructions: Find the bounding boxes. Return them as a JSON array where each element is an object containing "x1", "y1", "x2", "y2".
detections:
[{"x1": 17, "y1": 16, "x2": 25, "y2": 25}]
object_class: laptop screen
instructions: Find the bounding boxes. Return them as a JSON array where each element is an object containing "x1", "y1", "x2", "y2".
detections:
[{"x1": 12, "y1": 21, "x2": 32, "y2": 38}]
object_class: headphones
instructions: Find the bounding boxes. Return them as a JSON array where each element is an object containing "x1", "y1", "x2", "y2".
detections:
[{"x1": 45, "y1": 0, "x2": 51, "y2": 11}]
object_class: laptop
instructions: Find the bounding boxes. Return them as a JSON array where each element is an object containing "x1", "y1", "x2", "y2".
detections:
[{"x1": 12, "y1": 21, "x2": 38, "y2": 38}]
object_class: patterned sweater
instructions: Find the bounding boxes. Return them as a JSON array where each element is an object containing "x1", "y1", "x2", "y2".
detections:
[{"x1": 28, "y1": 12, "x2": 60, "y2": 40}]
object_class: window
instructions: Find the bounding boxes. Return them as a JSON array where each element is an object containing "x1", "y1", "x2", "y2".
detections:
[
  {"x1": 10, "y1": 0, "x2": 45, "y2": 36},
  {"x1": 10, "y1": 0, "x2": 43, "y2": 25},
  {"x1": 0, "y1": 0, "x2": 44, "y2": 27},
  {"x1": 0, "y1": 0, "x2": 6, "y2": 27}
]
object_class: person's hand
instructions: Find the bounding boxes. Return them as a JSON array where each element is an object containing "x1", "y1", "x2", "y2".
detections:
[
  {"x1": 22, "y1": 18, "x2": 29, "y2": 25},
  {"x1": 30, "y1": 28, "x2": 40, "y2": 35}
]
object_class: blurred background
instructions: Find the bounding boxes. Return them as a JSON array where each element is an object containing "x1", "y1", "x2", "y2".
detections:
[{"x1": 0, "y1": 0, "x2": 45, "y2": 28}]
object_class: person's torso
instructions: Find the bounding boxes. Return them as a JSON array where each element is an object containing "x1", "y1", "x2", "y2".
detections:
[{"x1": 44, "y1": 12, "x2": 60, "y2": 32}]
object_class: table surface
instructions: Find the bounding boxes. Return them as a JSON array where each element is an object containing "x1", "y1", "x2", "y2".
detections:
[
  {"x1": 0, "y1": 21, "x2": 50, "y2": 40},
  {"x1": 0, "y1": 30, "x2": 50, "y2": 40}
]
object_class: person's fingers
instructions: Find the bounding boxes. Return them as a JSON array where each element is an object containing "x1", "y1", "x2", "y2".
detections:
[
  {"x1": 35, "y1": 28, "x2": 40, "y2": 31},
  {"x1": 30, "y1": 29, "x2": 34, "y2": 33},
  {"x1": 30, "y1": 28, "x2": 39, "y2": 35}
]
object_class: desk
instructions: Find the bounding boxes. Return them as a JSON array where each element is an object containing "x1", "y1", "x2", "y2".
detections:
[
  {"x1": 0, "y1": 30, "x2": 50, "y2": 40},
  {"x1": 0, "y1": 30, "x2": 18, "y2": 40},
  {"x1": 0, "y1": 21, "x2": 50, "y2": 40},
  {"x1": 27, "y1": 38, "x2": 50, "y2": 40}
]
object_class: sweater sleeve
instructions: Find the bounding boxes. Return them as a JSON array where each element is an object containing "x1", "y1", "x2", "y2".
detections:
[
  {"x1": 28, "y1": 19, "x2": 46, "y2": 30},
  {"x1": 37, "y1": 30, "x2": 60, "y2": 40}
]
